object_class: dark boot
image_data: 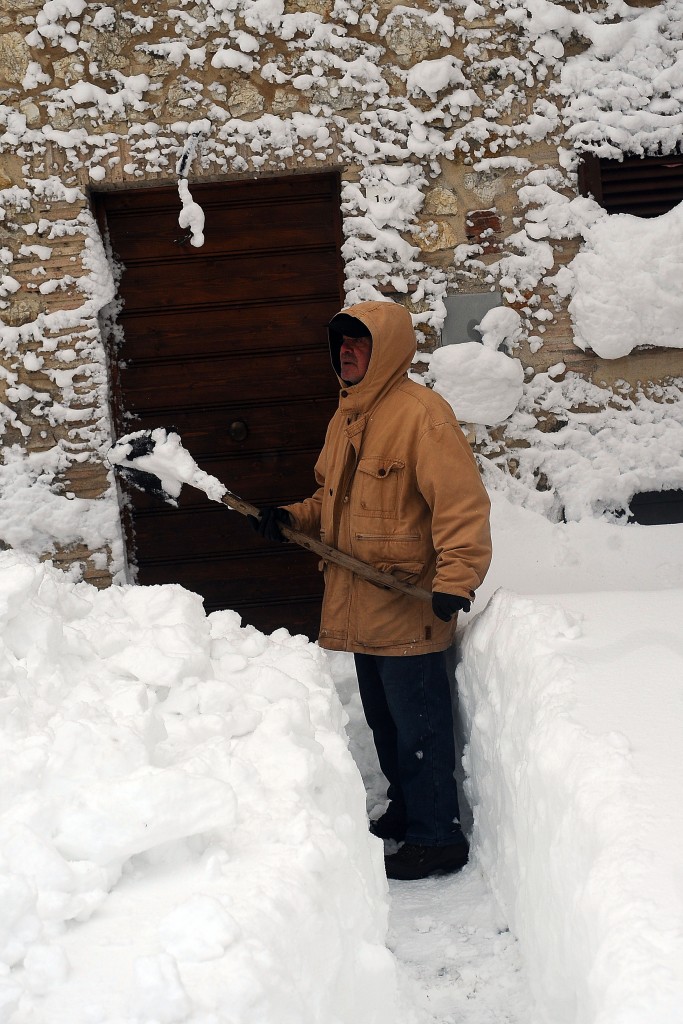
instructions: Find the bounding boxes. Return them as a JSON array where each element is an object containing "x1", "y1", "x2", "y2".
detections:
[
  {"x1": 369, "y1": 807, "x2": 406, "y2": 841},
  {"x1": 384, "y1": 834, "x2": 469, "y2": 880}
]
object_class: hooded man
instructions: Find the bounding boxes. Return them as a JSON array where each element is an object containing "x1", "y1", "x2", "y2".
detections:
[{"x1": 255, "y1": 300, "x2": 492, "y2": 880}]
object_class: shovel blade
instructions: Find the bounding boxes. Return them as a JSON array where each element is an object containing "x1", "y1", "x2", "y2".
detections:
[
  {"x1": 116, "y1": 465, "x2": 179, "y2": 507},
  {"x1": 109, "y1": 427, "x2": 183, "y2": 506}
]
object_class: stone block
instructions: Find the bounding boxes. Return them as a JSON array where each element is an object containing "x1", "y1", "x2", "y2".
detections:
[
  {"x1": 424, "y1": 186, "x2": 458, "y2": 216},
  {"x1": 412, "y1": 218, "x2": 458, "y2": 253},
  {"x1": 19, "y1": 99, "x2": 41, "y2": 125},
  {"x1": 463, "y1": 169, "x2": 507, "y2": 205},
  {"x1": 228, "y1": 81, "x2": 265, "y2": 118},
  {"x1": 382, "y1": 14, "x2": 449, "y2": 67},
  {"x1": 272, "y1": 87, "x2": 299, "y2": 115},
  {"x1": 0, "y1": 31, "x2": 31, "y2": 86}
]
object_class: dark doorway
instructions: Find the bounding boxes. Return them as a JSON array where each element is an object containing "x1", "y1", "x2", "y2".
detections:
[{"x1": 94, "y1": 173, "x2": 344, "y2": 638}]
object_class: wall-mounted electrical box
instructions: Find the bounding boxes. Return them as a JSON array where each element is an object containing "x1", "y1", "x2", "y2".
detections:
[{"x1": 441, "y1": 291, "x2": 503, "y2": 346}]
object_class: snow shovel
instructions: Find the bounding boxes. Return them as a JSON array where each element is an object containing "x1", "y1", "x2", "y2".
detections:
[{"x1": 107, "y1": 427, "x2": 433, "y2": 604}]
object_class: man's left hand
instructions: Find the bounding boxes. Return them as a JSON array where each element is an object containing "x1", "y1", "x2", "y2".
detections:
[{"x1": 432, "y1": 592, "x2": 471, "y2": 621}]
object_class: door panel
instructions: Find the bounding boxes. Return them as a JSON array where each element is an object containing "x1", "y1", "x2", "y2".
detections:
[
  {"x1": 122, "y1": 349, "x2": 335, "y2": 411},
  {"x1": 118, "y1": 301, "x2": 338, "y2": 359},
  {"x1": 97, "y1": 173, "x2": 344, "y2": 636},
  {"x1": 117, "y1": 249, "x2": 341, "y2": 310}
]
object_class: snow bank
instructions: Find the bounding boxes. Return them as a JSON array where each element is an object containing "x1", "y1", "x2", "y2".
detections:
[
  {"x1": 0, "y1": 551, "x2": 397, "y2": 1023},
  {"x1": 470, "y1": 492, "x2": 683, "y2": 612},
  {"x1": 458, "y1": 587, "x2": 683, "y2": 1024}
]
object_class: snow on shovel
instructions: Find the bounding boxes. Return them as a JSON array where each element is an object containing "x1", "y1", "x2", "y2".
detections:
[{"x1": 107, "y1": 427, "x2": 432, "y2": 604}]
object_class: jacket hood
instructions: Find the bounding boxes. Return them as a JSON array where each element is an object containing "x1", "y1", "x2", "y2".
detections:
[{"x1": 328, "y1": 300, "x2": 416, "y2": 412}]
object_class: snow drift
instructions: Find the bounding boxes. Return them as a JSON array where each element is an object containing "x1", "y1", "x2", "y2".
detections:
[
  {"x1": 0, "y1": 551, "x2": 397, "y2": 1023},
  {"x1": 458, "y1": 587, "x2": 683, "y2": 1024}
]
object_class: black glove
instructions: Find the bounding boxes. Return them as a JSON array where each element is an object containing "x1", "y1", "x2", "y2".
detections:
[
  {"x1": 249, "y1": 506, "x2": 292, "y2": 543},
  {"x1": 432, "y1": 592, "x2": 471, "y2": 621}
]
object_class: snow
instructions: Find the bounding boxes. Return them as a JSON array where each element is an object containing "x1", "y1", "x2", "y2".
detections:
[
  {"x1": 404, "y1": 57, "x2": 469, "y2": 100},
  {"x1": 0, "y1": 445, "x2": 122, "y2": 565},
  {"x1": 1, "y1": 468, "x2": 683, "y2": 1022},
  {"x1": 0, "y1": 550, "x2": 397, "y2": 1023},
  {"x1": 334, "y1": 492, "x2": 683, "y2": 1023},
  {"x1": 568, "y1": 203, "x2": 683, "y2": 358},
  {"x1": 476, "y1": 305, "x2": 523, "y2": 352},
  {"x1": 458, "y1": 587, "x2": 683, "y2": 1024},
  {"x1": 177, "y1": 178, "x2": 206, "y2": 249},
  {"x1": 427, "y1": 344, "x2": 525, "y2": 425},
  {"x1": 107, "y1": 428, "x2": 227, "y2": 504},
  {"x1": 1, "y1": 0, "x2": 683, "y2": 1013},
  {"x1": 476, "y1": 372, "x2": 683, "y2": 522}
]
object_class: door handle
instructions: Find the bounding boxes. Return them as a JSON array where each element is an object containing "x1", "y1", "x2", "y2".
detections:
[{"x1": 228, "y1": 420, "x2": 249, "y2": 442}]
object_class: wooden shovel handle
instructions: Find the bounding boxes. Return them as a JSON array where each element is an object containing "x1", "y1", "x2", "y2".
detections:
[{"x1": 220, "y1": 490, "x2": 433, "y2": 604}]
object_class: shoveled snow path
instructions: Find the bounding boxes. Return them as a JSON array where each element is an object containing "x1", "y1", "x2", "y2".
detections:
[
  {"x1": 389, "y1": 867, "x2": 536, "y2": 1024},
  {"x1": 327, "y1": 651, "x2": 538, "y2": 1024}
]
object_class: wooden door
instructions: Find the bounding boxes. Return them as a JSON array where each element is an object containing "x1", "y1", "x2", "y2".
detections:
[{"x1": 95, "y1": 174, "x2": 344, "y2": 638}]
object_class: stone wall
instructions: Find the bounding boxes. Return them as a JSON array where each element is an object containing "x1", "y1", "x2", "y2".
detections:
[{"x1": 1, "y1": 0, "x2": 681, "y2": 579}]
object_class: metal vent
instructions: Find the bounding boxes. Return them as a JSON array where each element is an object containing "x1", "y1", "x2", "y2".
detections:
[
  {"x1": 629, "y1": 489, "x2": 683, "y2": 525},
  {"x1": 578, "y1": 153, "x2": 683, "y2": 218},
  {"x1": 441, "y1": 291, "x2": 503, "y2": 346}
]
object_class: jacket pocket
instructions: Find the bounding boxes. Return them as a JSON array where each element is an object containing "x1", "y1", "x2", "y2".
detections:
[
  {"x1": 355, "y1": 457, "x2": 404, "y2": 519},
  {"x1": 353, "y1": 532, "x2": 421, "y2": 564},
  {"x1": 354, "y1": 562, "x2": 425, "y2": 646}
]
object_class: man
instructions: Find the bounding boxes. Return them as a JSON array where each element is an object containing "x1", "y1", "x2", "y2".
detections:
[{"x1": 255, "y1": 300, "x2": 492, "y2": 880}]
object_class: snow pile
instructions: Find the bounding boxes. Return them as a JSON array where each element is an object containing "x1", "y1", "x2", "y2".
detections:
[
  {"x1": 0, "y1": 551, "x2": 397, "y2": 1023},
  {"x1": 567, "y1": 203, "x2": 683, "y2": 358},
  {"x1": 473, "y1": 492, "x2": 683, "y2": 608},
  {"x1": 458, "y1": 586, "x2": 683, "y2": 1024},
  {"x1": 426, "y1": 302, "x2": 525, "y2": 426},
  {"x1": 475, "y1": 305, "x2": 523, "y2": 352},
  {"x1": 427, "y1": 344, "x2": 524, "y2": 425}
]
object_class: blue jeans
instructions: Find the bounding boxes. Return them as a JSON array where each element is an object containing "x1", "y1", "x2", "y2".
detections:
[{"x1": 354, "y1": 651, "x2": 462, "y2": 847}]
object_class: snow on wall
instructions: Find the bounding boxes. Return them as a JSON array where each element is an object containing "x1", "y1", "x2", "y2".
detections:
[
  {"x1": 427, "y1": 342, "x2": 525, "y2": 425},
  {"x1": 474, "y1": 371, "x2": 683, "y2": 521},
  {"x1": 0, "y1": 550, "x2": 399, "y2": 1022},
  {"x1": 0, "y1": 0, "x2": 682, "y2": 577},
  {"x1": 458, "y1": 587, "x2": 683, "y2": 1024},
  {"x1": 0, "y1": 178, "x2": 125, "y2": 577},
  {"x1": 567, "y1": 202, "x2": 683, "y2": 359},
  {"x1": 2, "y1": 0, "x2": 681, "y2": 328}
]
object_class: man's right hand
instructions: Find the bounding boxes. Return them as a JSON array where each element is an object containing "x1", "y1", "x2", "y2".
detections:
[{"x1": 249, "y1": 506, "x2": 292, "y2": 543}]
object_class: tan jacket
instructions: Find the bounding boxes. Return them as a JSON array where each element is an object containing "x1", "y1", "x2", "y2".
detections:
[{"x1": 285, "y1": 300, "x2": 492, "y2": 656}]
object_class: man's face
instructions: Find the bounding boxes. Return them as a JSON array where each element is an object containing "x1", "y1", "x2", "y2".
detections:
[{"x1": 339, "y1": 334, "x2": 372, "y2": 385}]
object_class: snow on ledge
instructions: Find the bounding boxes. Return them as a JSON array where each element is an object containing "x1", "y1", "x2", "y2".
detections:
[
  {"x1": 0, "y1": 552, "x2": 398, "y2": 1022},
  {"x1": 458, "y1": 588, "x2": 683, "y2": 1024}
]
